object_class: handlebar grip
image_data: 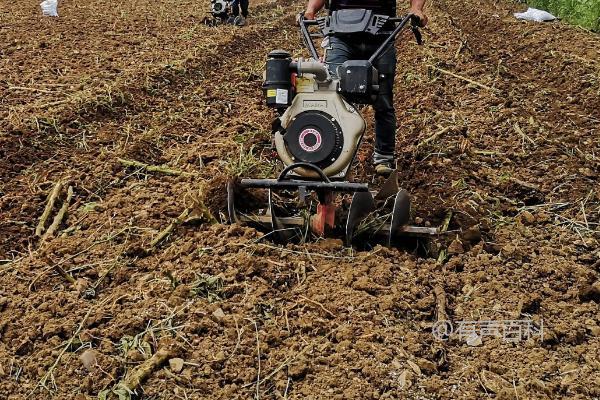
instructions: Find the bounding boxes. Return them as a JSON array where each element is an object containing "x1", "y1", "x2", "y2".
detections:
[
  {"x1": 382, "y1": 14, "x2": 423, "y2": 45},
  {"x1": 297, "y1": 12, "x2": 319, "y2": 25},
  {"x1": 408, "y1": 13, "x2": 421, "y2": 26},
  {"x1": 407, "y1": 13, "x2": 424, "y2": 45}
]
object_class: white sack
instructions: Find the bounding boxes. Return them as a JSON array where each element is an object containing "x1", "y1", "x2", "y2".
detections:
[{"x1": 514, "y1": 8, "x2": 556, "y2": 22}]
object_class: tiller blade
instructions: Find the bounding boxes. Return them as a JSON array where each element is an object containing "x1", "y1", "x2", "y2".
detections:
[
  {"x1": 227, "y1": 164, "x2": 440, "y2": 247},
  {"x1": 345, "y1": 191, "x2": 376, "y2": 246}
]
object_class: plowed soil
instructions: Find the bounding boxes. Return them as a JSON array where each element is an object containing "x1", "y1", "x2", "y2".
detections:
[{"x1": 1, "y1": 0, "x2": 599, "y2": 399}]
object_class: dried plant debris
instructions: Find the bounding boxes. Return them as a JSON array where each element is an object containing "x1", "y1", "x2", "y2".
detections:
[{"x1": 1, "y1": 0, "x2": 599, "y2": 398}]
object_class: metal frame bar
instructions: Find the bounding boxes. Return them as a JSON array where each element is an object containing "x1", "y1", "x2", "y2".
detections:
[
  {"x1": 239, "y1": 178, "x2": 368, "y2": 192},
  {"x1": 368, "y1": 14, "x2": 413, "y2": 63},
  {"x1": 299, "y1": 15, "x2": 320, "y2": 60}
]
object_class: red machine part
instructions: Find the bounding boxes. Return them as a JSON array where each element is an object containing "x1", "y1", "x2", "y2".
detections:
[{"x1": 311, "y1": 193, "x2": 336, "y2": 237}]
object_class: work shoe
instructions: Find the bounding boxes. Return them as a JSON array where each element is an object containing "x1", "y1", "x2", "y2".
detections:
[
  {"x1": 374, "y1": 161, "x2": 394, "y2": 177},
  {"x1": 234, "y1": 16, "x2": 246, "y2": 26}
]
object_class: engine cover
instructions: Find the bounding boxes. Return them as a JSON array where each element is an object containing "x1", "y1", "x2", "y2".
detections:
[
  {"x1": 275, "y1": 90, "x2": 366, "y2": 179},
  {"x1": 283, "y1": 110, "x2": 343, "y2": 169}
]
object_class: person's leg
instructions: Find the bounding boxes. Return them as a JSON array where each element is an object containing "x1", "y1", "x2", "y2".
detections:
[
  {"x1": 230, "y1": 0, "x2": 240, "y2": 17},
  {"x1": 240, "y1": 0, "x2": 248, "y2": 18},
  {"x1": 324, "y1": 37, "x2": 353, "y2": 78},
  {"x1": 371, "y1": 43, "x2": 397, "y2": 173}
]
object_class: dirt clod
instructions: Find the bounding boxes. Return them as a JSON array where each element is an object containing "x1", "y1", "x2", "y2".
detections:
[{"x1": 447, "y1": 237, "x2": 465, "y2": 254}]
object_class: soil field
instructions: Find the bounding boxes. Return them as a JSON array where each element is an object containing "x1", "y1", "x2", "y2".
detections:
[{"x1": 1, "y1": 0, "x2": 599, "y2": 399}]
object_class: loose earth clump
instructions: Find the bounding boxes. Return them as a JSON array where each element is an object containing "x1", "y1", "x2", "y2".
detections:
[{"x1": 0, "y1": 0, "x2": 598, "y2": 399}]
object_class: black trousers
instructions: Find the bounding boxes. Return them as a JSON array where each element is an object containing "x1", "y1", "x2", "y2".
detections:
[
  {"x1": 231, "y1": 0, "x2": 248, "y2": 17},
  {"x1": 325, "y1": 35, "x2": 397, "y2": 162}
]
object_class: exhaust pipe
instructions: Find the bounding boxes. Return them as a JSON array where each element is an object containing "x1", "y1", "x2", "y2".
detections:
[{"x1": 292, "y1": 60, "x2": 330, "y2": 82}]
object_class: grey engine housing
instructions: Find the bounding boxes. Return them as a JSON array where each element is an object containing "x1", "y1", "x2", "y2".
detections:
[{"x1": 274, "y1": 72, "x2": 366, "y2": 179}]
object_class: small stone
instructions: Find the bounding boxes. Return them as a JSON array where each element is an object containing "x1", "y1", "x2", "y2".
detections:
[
  {"x1": 212, "y1": 308, "x2": 225, "y2": 319},
  {"x1": 169, "y1": 358, "x2": 185, "y2": 373},
  {"x1": 79, "y1": 349, "x2": 98, "y2": 371},
  {"x1": 466, "y1": 333, "x2": 483, "y2": 347}
]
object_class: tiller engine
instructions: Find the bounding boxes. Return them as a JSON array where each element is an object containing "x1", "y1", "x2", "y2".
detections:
[{"x1": 203, "y1": 0, "x2": 244, "y2": 26}]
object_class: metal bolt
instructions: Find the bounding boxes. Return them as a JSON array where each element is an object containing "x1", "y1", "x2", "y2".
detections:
[{"x1": 346, "y1": 70, "x2": 351, "y2": 74}]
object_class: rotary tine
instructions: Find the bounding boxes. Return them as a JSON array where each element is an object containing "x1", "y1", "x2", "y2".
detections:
[
  {"x1": 345, "y1": 191, "x2": 376, "y2": 246},
  {"x1": 267, "y1": 189, "x2": 298, "y2": 243},
  {"x1": 226, "y1": 180, "x2": 240, "y2": 224},
  {"x1": 374, "y1": 170, "x2": 400, "y2": 201},
  {"x1": 388, "y1": 189, "x2": 411, "y2": 246}
]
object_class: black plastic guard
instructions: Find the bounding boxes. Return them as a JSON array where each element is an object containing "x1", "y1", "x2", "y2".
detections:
[{"x1": 320, "y1": 10, "x2": 389, "y2": 36}]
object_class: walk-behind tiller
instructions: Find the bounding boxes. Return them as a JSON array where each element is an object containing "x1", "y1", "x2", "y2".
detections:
[
  {"x1": 227, "y1": 10, "x2": 440, "y2": 248},
  {"x1": 203, "y1": 0, "x2": 244, "y2": 26}
]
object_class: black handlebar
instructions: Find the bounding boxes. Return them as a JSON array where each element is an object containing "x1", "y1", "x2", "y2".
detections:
[
  {"x1": 368, "y1": 13, "x2": 422, "y2": 63},
  {"x1": 297, "y1": 12, "x2": 423, "y2": 64},
  {"x1": 298, "y1": 13, "x2": 320, "y2": 60},
  {"x1": 409, "y1": 14, "x2": 424, "y2": 45},
  {"x1": 299, "y1": 15, "x2": 319, "y2": 26}
]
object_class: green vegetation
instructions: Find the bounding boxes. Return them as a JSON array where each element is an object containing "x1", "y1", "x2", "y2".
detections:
[{"x1": 527, "y1": 0, "x2": 600, "y2": 31}]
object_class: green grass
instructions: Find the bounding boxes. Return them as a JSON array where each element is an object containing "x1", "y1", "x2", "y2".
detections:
[{"x1": 527, "y1": 0, "x2": 600, "y2": 31}]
